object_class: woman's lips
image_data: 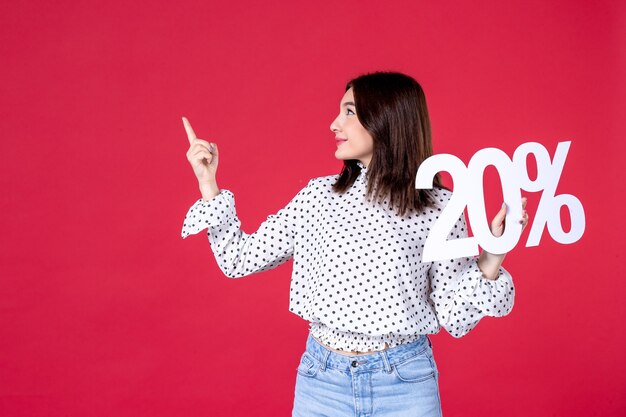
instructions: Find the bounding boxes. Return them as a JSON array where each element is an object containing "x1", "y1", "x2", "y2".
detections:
[{"x1": 336, "y1": 139, "x2": 347, "y2": 146}]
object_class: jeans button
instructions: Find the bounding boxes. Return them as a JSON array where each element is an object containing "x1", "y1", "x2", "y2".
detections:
[{"x1": 351, "y1": 360, "x2": 358, "y2": 367}]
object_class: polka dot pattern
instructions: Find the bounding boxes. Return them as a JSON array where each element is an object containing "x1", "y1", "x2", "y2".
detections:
[{"x1": 181, "y1": 160, "x2": 515, "y2": 351}]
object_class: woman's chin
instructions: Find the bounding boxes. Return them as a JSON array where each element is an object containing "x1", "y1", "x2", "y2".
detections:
[{"x1": 335, "y1": 149, "x2": 351, "y2": 159}]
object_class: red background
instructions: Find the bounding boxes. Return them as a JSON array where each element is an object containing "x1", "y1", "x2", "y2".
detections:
[{"x1": 1, "y1": 0, "x2": 624, "y2": 415}]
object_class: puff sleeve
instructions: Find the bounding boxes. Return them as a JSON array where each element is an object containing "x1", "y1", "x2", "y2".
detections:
[
  {"x1": 181, "y1": 179, "x2": 313, "y2": 278},
  {"x1": 428, "y1": 211, "x2": 516, "y2": 338}
]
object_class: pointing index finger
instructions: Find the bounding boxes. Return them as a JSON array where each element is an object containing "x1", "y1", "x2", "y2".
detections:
[{"x1": 182, "y1": 116, "x2": 197, "y2": 144}]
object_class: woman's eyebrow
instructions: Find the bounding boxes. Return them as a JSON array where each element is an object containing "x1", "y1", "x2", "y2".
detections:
[{"x1": 341, "y1": 101, "x2": 355, "y2": 107}]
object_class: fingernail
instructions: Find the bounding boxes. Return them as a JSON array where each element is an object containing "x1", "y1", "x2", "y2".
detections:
[{"x1": 502, "y1": 202, "x2": 506, "y2": 209}]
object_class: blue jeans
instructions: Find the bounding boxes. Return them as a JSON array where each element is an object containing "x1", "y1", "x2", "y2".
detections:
[{"x1": 292, "y1": 332, "x2": 443, "y2": 417}]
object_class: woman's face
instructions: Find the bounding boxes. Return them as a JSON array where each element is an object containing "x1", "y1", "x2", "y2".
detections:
[{"x1": 330, "y1": 87, "x2": 374, "y2": 167}]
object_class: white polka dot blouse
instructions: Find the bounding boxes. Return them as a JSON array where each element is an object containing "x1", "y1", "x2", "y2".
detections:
[{"x1": 181, "y1": 160, "x2": 515, "y2": 351}]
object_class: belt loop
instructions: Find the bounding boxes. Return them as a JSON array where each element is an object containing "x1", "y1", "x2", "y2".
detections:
[
  {"x1": 380, "y1": 349, "x2": 392, "y2": 373},
  {"x1": 320, "y1": 348, "x2": 331, "y2": 372},
  {"x1": 426, "y1": 335, "x2": 432, "y2": 348}
]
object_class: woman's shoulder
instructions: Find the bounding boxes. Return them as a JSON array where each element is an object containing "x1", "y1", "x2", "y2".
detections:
[
  {"x1": 425, "y1": 184, "x2": 454, "y2": 208},
  {"x1": 307, "y1": 174, "x2": 340, "y2": 187},
  {"x1": 431, "y1": 184, "x2": 453, "y2": 197}
]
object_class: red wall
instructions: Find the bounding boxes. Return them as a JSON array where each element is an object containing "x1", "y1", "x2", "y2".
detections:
[{"x1": 1, "y1": 0, "x2": 624, "y2": 415}]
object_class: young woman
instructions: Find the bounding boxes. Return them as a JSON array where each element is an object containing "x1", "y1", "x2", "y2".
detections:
[{"x1": 181, "y1": 71, "x2": 529, "y2": 417}]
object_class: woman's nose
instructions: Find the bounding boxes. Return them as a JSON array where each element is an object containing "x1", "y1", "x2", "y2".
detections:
[{"x1": 330, "y1": 117, "x2": 340, "y2": 132}]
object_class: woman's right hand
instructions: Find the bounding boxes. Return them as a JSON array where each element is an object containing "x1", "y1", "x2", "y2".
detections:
[{"x1": 183, "y1": 116, "x2": 219, "y2": 185}]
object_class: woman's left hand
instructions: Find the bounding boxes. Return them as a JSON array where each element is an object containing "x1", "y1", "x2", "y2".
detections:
[
  {"x1": 478, "y1": 197, "x2": 530, "y2": 280},
  {"x1": 490, "y1": 197, "x2": 530, "y2": 238}
]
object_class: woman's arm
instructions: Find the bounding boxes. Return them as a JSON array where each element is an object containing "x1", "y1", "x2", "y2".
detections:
[
  {"x1": 181, "y1": 179, "x2": 314, "y2": 278},
  {"x1": 477, "y1": 197, "x2": 529, "y2": 280},
  {"x1": 428, "y1": 212, "x2": 516, "y2": 338}
]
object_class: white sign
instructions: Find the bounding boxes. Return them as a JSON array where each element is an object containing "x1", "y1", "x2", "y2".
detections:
[{"x1": 415, "y1": 141, "x2": 585, "y2": 262}]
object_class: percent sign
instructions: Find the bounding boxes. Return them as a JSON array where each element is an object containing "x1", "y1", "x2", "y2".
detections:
[{"x1": 415, "y1": 141, "x2": 586, "y2": 262}]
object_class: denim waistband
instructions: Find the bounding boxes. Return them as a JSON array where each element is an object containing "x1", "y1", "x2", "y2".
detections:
[{"x1": 304, "y1": 331, "x2": 432, "y2": 373}]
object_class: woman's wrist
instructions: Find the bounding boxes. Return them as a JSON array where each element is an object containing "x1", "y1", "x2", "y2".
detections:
[
  {"x1": 477, "y1": 250, "x2": 506, "y2": 280},
  {"x1": 199, "y1": 182, "x2": 220, "y2": 201}
]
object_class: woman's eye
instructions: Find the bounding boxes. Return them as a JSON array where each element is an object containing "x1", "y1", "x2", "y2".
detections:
[{"x1": 347, "y1": 108, "x2": 355, "y2": 115}]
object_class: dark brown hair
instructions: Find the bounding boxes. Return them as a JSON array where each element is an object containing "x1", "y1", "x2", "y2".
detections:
[{"x1": 332, "y1": 71, "x2": 450, "y2": 217}]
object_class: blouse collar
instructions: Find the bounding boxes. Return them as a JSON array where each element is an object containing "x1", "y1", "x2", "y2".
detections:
[{"x1": 356, "y1": 160, "x2": 368, "y2": 181}]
